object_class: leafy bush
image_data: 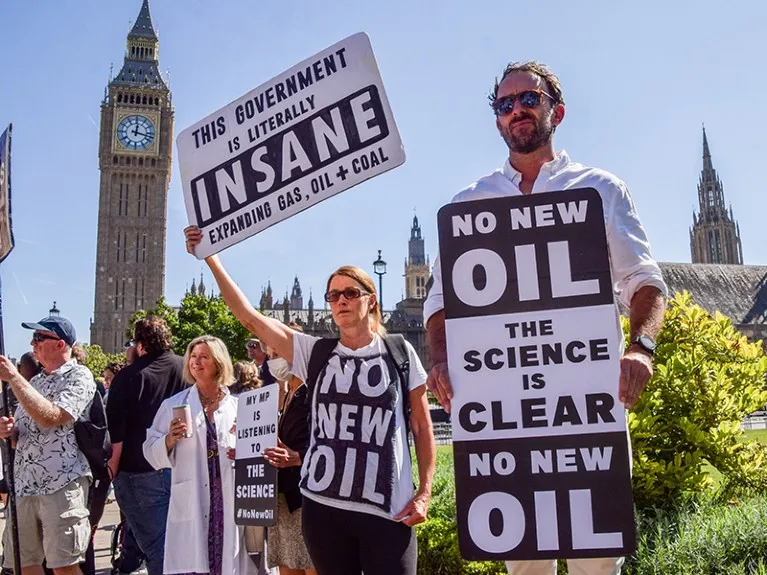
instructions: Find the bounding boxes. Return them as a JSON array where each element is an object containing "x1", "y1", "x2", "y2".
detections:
[
  {"x1": 627, "y1": 292, "x2": 767, "y2": 507},
  {"x1": 416, "y1": 448, "x2": 505, "y2": 575}
]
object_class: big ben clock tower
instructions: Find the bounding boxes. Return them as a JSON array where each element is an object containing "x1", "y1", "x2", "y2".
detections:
[{"x1": 91, "y1": 0, "x2": 174, "y2": 353}]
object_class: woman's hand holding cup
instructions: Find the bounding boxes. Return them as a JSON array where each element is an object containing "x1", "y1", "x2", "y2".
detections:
[{"x1": 165, "y1": 417, "x2": 188, "y2": 452}]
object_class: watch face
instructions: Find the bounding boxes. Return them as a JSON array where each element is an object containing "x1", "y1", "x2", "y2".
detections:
[
  {"x1": 117, "y1": 115, "x2": 156, "y2": 150},
  {"x1": 636, "y1": 335, "x2": 656, "y2": 352}
]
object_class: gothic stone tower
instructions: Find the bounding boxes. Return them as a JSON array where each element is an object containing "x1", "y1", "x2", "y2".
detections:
[
  {"x1": 290, "y1": 277, "x2": 304, "y2": 310},
  {"x1": 404, "y1": 214, "x2": 430, "y2": 299},
  {"x1": 690, "y1": 127, "x2": 743, "y2": 265},
  {"x1": 91, "y1": 0, "x2": 174, "y2": 353}
]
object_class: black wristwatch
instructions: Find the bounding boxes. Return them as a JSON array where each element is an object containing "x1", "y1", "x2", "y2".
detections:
[{"x1": 630, "y1": 335, "x2": 656, "y2": 356}]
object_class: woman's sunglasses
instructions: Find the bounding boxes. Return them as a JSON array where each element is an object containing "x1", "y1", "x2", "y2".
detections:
[
  {"x1": 324, "y1": 287, "x2": 371, "y2": 303},
  {"x1": 492, "y1": 89, "x2": 554, "y2": 116}
]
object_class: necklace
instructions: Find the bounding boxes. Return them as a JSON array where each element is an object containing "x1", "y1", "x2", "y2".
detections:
[{"x1": 198, "y1": 387, "x2": 224, "y2": 410}]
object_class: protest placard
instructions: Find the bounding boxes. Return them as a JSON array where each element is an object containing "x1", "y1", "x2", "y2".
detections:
[
  {"x1": 178, "y1": 33, "x2": 405, "y2": 258},
  {"x1": 234, "y1": 386, "x2": 279, "y2": 526},
  {"x1": 438, "y1": 188, "x2": 636, "y2": 561}
]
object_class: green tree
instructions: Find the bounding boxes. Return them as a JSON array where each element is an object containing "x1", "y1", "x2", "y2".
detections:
[
  {"x1": 174, "y1": 293, "x2": 252, "y2": 360},
  {"x1": 129, "y1": 294, "x2": 252, "y2": 360},
  {"x1": 80, "y1": 344, "x2": 124, "y2": 379},
  {"x1": 627, "y1": 291, "x2": 767, "y2": 507},
  {"x1": 127, "y1": 295, "x2": 180, "y2": 341}
]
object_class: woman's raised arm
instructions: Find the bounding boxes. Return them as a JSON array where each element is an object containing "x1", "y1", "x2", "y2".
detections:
[{"x1": 185, "y1": 226, "x2": 295, "y2": 363}]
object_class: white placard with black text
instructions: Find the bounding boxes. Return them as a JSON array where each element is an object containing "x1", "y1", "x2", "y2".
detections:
[
  {"x1": 178, "y1": 32, "x2": 405, "y2": 258},
  {"x1": 234, "y1": 387, "x2": 279, "y2": 526},
  {"x1": 438, "y1": 189, "x2": 636, "y2": 561}
]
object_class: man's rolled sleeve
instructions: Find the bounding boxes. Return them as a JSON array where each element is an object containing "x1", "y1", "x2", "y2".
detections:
[
  {"x1": 607, "y1": 182, "x2": 668, "y2": 308},
  {"x1": 423, "y1": 254, "x2": 445, "y2": 326}
]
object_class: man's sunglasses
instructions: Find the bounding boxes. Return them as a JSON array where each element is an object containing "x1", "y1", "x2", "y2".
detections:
[
  {"x1": 246, "y1": 342, "x2": 260, "y2": 350},
  {"x1": 324, "y1": 287, "x2": 371, "y2": 303},
  {"x1": 32, "y1": 332, "x2": 61, "y2": 343},
  {"x1": 492, "y1": 89, "x2": 554, "y2": 116}
]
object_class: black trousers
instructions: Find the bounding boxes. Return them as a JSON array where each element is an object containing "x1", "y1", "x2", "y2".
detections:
[{"x1": 301, "y1": 496, "x2": 417, "y2": 575}]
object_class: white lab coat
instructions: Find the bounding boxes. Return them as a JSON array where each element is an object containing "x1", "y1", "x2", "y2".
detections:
[{"x1": 143, "y1": 386, "x2": 257, "y2": 575}]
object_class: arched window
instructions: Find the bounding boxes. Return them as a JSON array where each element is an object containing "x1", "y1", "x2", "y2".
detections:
[
  {"x1": 142, "y1": 96, "x2": 147, "y2": 105},
  {"x1": 117, "y1": 94, "x2": 122, "y2": 103},
  {"x1": 130, "y1": 94, "x2": 135, "y2": 104}
]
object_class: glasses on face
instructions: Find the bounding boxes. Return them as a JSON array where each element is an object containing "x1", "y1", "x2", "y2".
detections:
[
  {"x1": 246, "y1": 342, "x2": 260, "y2": 350},
  {"x1": 492, "y1": 89, "x2": 554, "y2": 116},
  {"x1": 32, "y1": 332, "x2": 61, "y2": 343},
  {"x1": 324, "y1": 287, "x2": 371, "y2": 303}
]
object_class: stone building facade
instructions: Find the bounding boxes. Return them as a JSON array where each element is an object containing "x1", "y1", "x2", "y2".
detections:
[{"x1": 91, "y1": 0, "x2": 174, "y2": 353}]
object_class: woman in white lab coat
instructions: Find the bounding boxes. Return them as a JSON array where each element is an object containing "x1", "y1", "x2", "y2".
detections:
[{"x1": 144, "y1": 335, "x2": 257, "y2": 575}]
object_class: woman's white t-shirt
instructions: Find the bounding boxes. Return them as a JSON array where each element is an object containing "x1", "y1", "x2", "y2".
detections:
[{"x1": 291, "y1": 332, "x2": 427, "y2": 520}]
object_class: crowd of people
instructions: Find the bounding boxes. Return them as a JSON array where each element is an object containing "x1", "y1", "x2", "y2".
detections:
[{"x1": 0, "y1": 60, "x2": 666, "y2": 575}]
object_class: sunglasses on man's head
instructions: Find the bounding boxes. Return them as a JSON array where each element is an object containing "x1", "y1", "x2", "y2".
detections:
[
  {"x1": 324, "y1": 287, "x2": 371, "y2": 303},
  {"x1": 492, "y1": 89, "x2": 554, "y2": 116},
  {"x1": 32, "y1": 332, "x2": 61, "y2": 343}
]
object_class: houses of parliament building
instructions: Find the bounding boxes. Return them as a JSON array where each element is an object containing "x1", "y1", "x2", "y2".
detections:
[{"x1": 91, "y1": 2, "x2": 767, "y2": 361}]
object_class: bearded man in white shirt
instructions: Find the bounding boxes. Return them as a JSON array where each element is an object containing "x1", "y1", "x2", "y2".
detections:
[{"x1": 423, "y1": 61, "x2": 667, "y2": 575}]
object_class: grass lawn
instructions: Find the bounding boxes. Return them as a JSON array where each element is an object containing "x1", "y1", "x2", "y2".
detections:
[{"x1": 744, "y1": 428, "x2": 767, "y2": 444}]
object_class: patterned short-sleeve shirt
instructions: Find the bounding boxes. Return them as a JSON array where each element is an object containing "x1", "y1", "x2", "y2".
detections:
[{"x1": 14, "y1": 360, "x2": 96, "y2": 497}]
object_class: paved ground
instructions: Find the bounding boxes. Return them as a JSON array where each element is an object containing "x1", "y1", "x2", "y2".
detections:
[{"x1": 1, "y1": 499, "x2": 123, "y2": 575}]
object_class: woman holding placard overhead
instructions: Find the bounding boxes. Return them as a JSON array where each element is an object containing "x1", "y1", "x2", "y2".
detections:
[
  {"x1": 184, "y1": 226, "x2": 435, "y2": 575},
  {"x1": 143, "y1": 335, "x2": 257, "y2": 575}
]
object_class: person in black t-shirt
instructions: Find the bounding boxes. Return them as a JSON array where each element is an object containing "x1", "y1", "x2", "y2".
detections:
[{"x1": 106, "y1": 317, "x2": 188, "y2": 575}]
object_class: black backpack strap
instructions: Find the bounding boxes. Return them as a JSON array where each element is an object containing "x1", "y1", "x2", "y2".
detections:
[
  {"x1": 305, "y1": 338, "x2": 339, "y2": 410},
  {"x1": 381, "y1": 334, "x2": 412, "y2": 438}
]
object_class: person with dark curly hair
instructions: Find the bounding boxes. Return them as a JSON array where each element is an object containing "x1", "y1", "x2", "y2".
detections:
[{"x1": 106, "y1": 316, "x2": 189, "y2": 575}]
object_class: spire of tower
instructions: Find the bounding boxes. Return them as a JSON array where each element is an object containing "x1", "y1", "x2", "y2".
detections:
[
  {"x1": 702, "y1": 124, "x2": 713, "y2": 173},
  {"x1": 129, "y1": 0, "x2": 159, "y2": 41},
  {"x1": 690, "y1": 126, "x2": 743, "y2": 264},
  {"x1": 198, "y1": 272, "x2": 206, "y2": 297},
  {"x1": 111, "y1": 0, "x2": 166, "y2": 89}
]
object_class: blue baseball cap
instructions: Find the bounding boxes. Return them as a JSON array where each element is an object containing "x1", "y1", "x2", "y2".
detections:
[{"x1": 22, "y1": 316, "x2": 77, "y2": 347}]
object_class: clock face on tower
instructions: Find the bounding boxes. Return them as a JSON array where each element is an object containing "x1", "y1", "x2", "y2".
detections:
[{"x1": 116, "y1": 115, "x2": 156, "y2": 150}]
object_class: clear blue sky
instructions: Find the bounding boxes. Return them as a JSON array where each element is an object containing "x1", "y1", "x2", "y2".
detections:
[{"x1": 1, "y1": 0, "x2": 765, "y2": 360}]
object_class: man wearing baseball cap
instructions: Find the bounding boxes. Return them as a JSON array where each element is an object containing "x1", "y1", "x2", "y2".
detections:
[{"x1": 0, "y1": 315, "x2": 96, "y2": 575}]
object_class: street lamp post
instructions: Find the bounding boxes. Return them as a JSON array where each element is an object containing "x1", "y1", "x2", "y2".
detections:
[
  {"x1": 49, "y1": 301, "x2": 60, "y2": 316},
  {"x1": 373, "y1": 250, "x2": 387, "y2": 311}
]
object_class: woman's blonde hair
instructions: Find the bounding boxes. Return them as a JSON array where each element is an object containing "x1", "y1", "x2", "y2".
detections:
[
  {"x1": 182, "y1": 335, "x2": 234, "y2": 387},
  {"x1": 326, "y1": 266, "x2": 386, "y2": 336}
]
